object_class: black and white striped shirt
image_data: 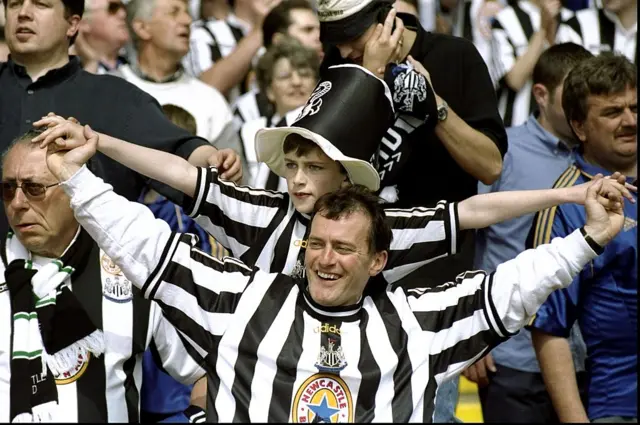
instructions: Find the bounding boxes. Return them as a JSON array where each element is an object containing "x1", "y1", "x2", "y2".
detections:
[
  {"x1": 557, "y1": 7, "x2": 637, "y2": 63},
  {"x1": 0, "y1": 246, "x2": 204, "y2": 422},
  {"x1": 490, "y1": 1, "x2": 573, "y2": 127},
  {"x1": 232, "y1": 88, "x2": 274, "y2": 132},
  {"x1": 183, "y1": 166, "x2": 460, "y2": 284},
  {"x1": 66, "y1": 164, "x2": 599, "y2": 423},
  {"x1": 182, "y1": 16, "x2": 249, "y2": 102}
]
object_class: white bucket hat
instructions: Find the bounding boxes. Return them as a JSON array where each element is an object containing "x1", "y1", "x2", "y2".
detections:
[{"x1": 254, "y1": 64, "x2": 395, "y2": 192}]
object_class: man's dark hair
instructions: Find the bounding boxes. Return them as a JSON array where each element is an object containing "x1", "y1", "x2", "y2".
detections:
[
  {"x1": 563, "y1": 53, "x2": 637, "y2": 125},
  {"x1": 312, "y1": 185, "x2": 392, "y2": 255},
  {"x1": 262, "y1": 0, "x2": 314, "y2": 49},
  {"x1": 532, "y1": 43, "x2": 593, "y2": 101},
  {"x1": 1, "y1": 0, "x2": 84, "y2": 44}
]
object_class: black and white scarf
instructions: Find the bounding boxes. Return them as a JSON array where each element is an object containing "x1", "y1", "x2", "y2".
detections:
[{"x1": 4, "y1": 228, "x2": 105, "y2": 422}]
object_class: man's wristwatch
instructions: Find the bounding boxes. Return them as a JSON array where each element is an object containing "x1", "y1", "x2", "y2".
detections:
[{"x1": 437, "y1": 100, "x2": 449, "y2": 122}]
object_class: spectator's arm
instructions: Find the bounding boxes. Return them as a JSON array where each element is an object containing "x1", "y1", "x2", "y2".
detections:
[
  {"x1": 420, "y1": 42, "x2": 506, "y2": 185},
  {"x1": 457, "y1": 178, "x2": 633, "y2": 230},
  {"x1": 532, "y1": 331, "x2": 589, "y2": 422},
  {"x1": 491, "y1": 18, "x2": 548, "y2": 92},
  {"x1": 197, "y1": 30, "x2": 263, "y2": 96},
  {"x1": 503, "y1": 31, "x2": 547, "y2": 92}
]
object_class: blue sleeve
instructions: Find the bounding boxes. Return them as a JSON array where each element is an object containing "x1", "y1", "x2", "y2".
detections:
[{"x1": 526, "y1": 206, "x2": 584, "y2": 336}]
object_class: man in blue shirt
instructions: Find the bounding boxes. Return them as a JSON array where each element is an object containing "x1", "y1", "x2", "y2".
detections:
[
  {"x1": 528, "y1": 53, "x2": 637, "y2": 423},
  {"x1": 469, "y1": 43, "x2": 594, "y2": 422}
]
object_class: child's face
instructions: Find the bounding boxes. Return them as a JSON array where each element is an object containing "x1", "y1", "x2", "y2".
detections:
[{"x1": 283, "y1": 148, "x2": 348, "y2": 214}]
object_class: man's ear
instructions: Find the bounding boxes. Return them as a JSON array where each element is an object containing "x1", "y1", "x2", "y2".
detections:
[
  {"x1": 532, "y1": 83, "x2": 549, "y2": 109},
  {"x1": 132, "y1": 19, "x2": 152, "y2": 42},
  {"x1": 66, "y1": 14, "x2": 82, "y2": 39},
  {"x1": 570, "y1": 118, "x2": 587, "y2": 143},
  {"x1": 368, "y1": 250, "x2": 388, "y2": 277}
]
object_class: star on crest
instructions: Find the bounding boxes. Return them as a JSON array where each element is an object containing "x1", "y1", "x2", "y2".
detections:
[{"x1": 307, "y1": 394, "x2": 340, "y2": 423}]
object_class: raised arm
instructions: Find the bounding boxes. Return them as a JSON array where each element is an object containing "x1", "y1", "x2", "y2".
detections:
[
  {"x1": 457, "y1": 174, "x2": 636, "y2": 230},
  {"x1": 33, "y1": 118, "x2": 199, "y2": 197},
  {"x1": 33, "y1": 118, "x2": 285, "y2": 255},
  {"x1": 43, "y1": 131, "x2": 260, "y2": 356},
  {"x1": 402, "y1": 178, "x2": 624, "y2": 384}
]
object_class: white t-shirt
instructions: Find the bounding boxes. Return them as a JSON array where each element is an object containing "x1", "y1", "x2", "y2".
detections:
[{"x1": 116, "y1": 64, "x2": 233, "y2": 143}]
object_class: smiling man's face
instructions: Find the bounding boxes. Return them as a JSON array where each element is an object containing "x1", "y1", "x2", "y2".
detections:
[{"x1": 305, "y1": 210, "x2": 387, "y2": 307}]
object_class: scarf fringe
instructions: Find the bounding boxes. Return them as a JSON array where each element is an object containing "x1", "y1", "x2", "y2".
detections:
[
  {"x1": 45, "y1": 330, "x2": 105, "y2": 376},
  {"x1": 11, "y1": 401, "x2": 59, "y2": 423}
]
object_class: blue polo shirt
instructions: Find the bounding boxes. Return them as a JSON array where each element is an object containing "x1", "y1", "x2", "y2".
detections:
[
  {"x1": 475, "y1": 114, "x2": 586, "y2": 373},
  {"x1": 527, "y1": 154, "x2": 638, "y2": 421}
]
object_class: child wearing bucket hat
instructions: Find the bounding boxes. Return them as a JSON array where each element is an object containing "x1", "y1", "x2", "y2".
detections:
[{"x1": 34, "y1": 65, "x2": 636, "y2": 285}]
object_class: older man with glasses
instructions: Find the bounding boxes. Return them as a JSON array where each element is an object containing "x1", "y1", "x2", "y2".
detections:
[{"x1": 0, "y1": 130, "x2": 206, "y2": 422}]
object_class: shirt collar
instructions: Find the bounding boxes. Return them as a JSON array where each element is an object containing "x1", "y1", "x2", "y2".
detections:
[
  {"x1": 129, "y1": 60, "x2": 184, "y2": 83},
  {"x1": 575, "y1": 153, "x2": 637, "y2": 185},
  {"x1": 299, "y1": 280, "x2": 363, "y2": 322},
  {"x1": 524, "y1": 113, "x2": 576, "y2": 152},
  {"x1": 8, "y1": 55, "x2": 81, "y2": 85}
]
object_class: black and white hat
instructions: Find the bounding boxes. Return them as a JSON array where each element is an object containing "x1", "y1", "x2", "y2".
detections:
[
  {"x1": 317, "y1": 0, "x2": 394, "y2": 45},
  {"x1": 254, "y1": 64, "x2": 395, "y2": 191}
]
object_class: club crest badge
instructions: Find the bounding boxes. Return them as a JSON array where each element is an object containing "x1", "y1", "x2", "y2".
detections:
[
  {"x1": 54, "y1": 349, "x2": 90, "y2": 385},
  {"x1": 392, "y1": 65, "x2": 427, "y2": 114},
  {"x1": 103, "y1": 275, "x2": 133, "y2": 303},
  {"x1": 292, "y1": 373, "x2": 354, "y2": 423},
  {"x1": 315, "y1": 339, "x2": 348, "y2": 374},
  {"x1": 315, "y1": 323, "x2": 347, "y2": 373},
  {"x1": 101, "y1": 253, "x2": 122, "y2": 276},
  {"x1": 297, "y1": 82, "x2": 332, "y2": 121}
]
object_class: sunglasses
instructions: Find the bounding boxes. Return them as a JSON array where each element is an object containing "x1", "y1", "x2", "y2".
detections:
[{"x1": 1, "y1": 181, "x2": 61, "y2": 202}]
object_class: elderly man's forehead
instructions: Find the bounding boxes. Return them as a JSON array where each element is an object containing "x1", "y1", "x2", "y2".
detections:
[{"x1": 2, "y1": 143, "x2": 54, "y2": 180}]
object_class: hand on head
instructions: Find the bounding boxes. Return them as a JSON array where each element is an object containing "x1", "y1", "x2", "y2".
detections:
[
  {"x1": 31, "y1": 113, "x2": 98, "y2": 181},
  {"x1": 363, "y1": 8, "x2": 405, "y2": 78},
  {"x1": 583, "y1": 174, "x2": 627, "y2": 247}
]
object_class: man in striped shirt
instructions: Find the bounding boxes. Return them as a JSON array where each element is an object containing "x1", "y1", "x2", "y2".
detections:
[
  {"x1": 44, "y1": 126, "x2": 629, "y2": 421},
  {"x1": 556, "y1": 0, "x2": 637, "y2": 63}
]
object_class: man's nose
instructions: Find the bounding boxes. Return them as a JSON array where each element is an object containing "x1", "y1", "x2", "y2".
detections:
[
  {"x1": 622, "y1": 106, "x2": 637, "y2": 127},
  {"x1": 18, "y1": 1, "x2": 35, "y2": 18},
  {"x1": 10, "y1": 188, "x2": 29, "y2": 210},
  {"x1": 318, "y1": 247, "x2": 336, "y2": 265}
]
